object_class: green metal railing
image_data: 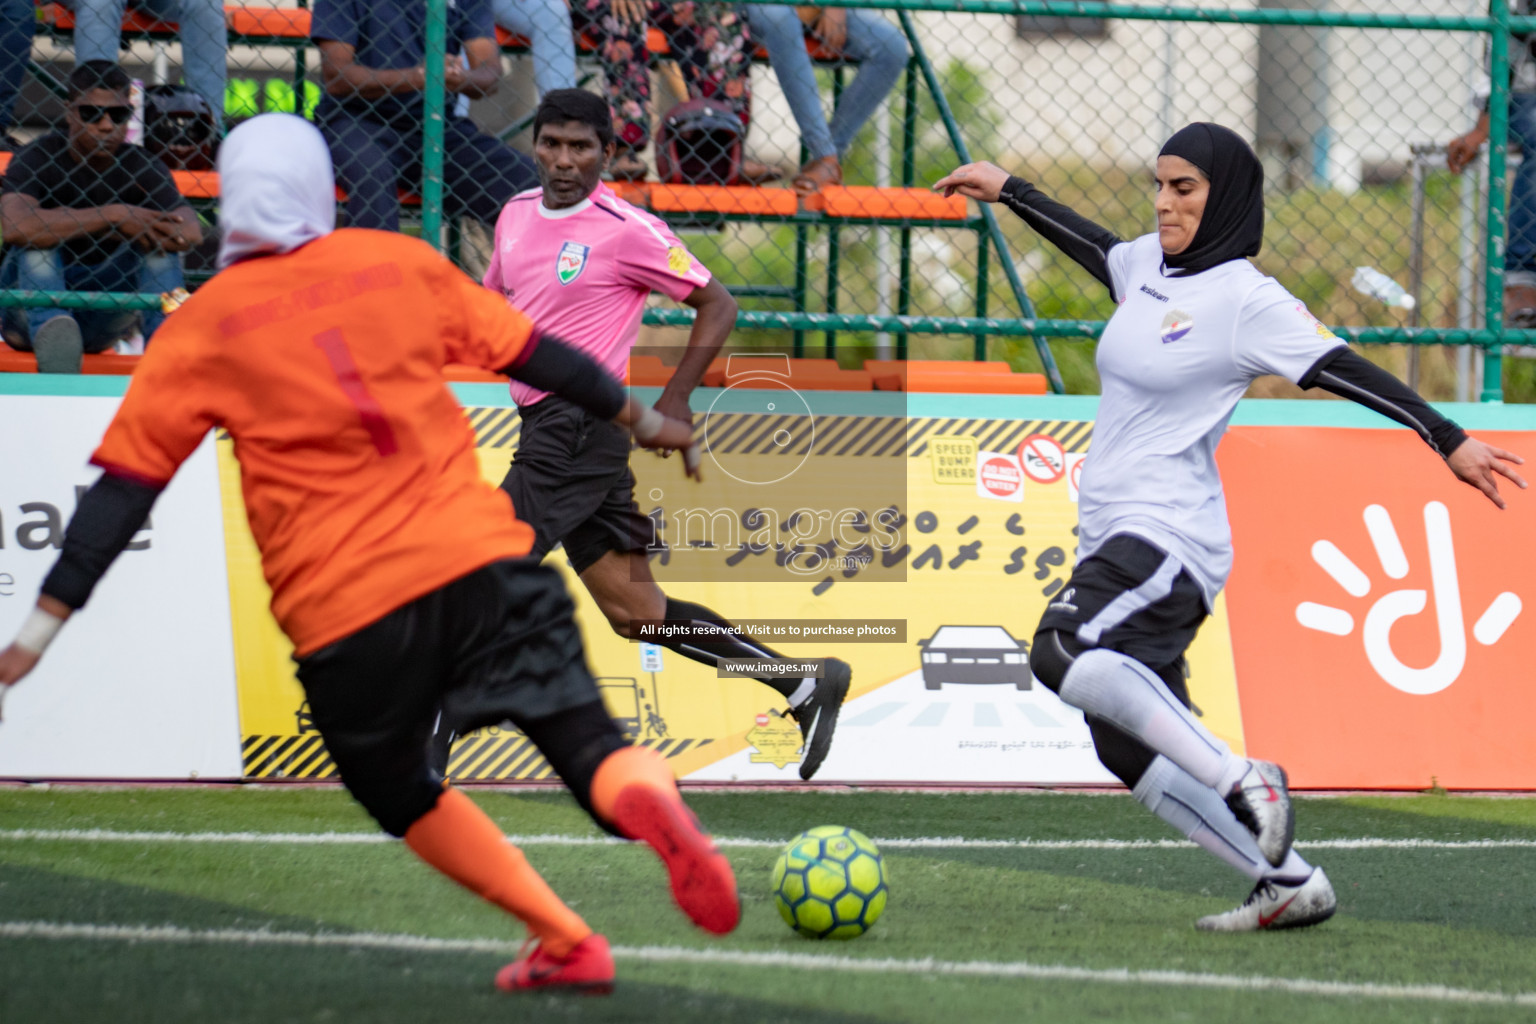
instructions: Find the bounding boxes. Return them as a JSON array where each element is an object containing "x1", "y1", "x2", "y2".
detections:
[
  {"x1": 2, "y1": 0, "x2": 1528, "y2": 400},
  {"x1": 895, "y1": 8, "x2": 1062, "y2": 391},
  {"x1": 682, "y1": 0, "x2": 1527, "y2": 402},
  {"x1": 652, "y1": 0, "x2": 1534, "y2": 402},
  {"x1": 421, "y1": 0, "x2": 448, "y2": 247}
]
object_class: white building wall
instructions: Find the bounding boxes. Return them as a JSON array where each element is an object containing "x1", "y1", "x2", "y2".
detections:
[{"x1": 748, "y1": 1, "x2": 1488, "y2": 192}]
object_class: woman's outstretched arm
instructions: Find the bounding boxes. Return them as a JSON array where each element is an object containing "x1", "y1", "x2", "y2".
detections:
[{"x1": 935, "y1": 161, "x2": 1123, "y2": 295}]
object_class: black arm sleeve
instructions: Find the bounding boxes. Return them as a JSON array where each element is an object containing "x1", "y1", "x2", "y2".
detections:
[
  {"x1": 499, "y1": 332, "x2": 626, "y2": 420},
  {"x1": 41, "y1": 473, "x2": 161, "y2": 610},
  {"x1": 1300, "y1": 348, "x2": 1469, "y2": 458},
  {"x1": 998, "y1": 175, "x2": 1123, "y2": 296}
]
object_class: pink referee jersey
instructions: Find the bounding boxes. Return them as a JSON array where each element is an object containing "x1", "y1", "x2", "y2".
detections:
[{"x1": 484, "y1": 182, "x2": 713, "y2": 407}]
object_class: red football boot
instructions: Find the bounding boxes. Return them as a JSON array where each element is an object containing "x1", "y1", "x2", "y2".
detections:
[
  {"x1": 611, "y1": 783, "x2": 741, "y2": 935},
  {"x1": 495, "y1": 933, "x2": 615, "y2": 994}
]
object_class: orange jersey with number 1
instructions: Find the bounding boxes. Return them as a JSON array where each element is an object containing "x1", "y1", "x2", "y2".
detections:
[{"x1": 91, "y1": 228, "x2": 537, "y2": 656}]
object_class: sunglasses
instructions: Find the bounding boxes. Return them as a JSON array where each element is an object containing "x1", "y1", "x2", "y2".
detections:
[{"x1": 73, "y1": 104, "x2": 132, "y2": 126}]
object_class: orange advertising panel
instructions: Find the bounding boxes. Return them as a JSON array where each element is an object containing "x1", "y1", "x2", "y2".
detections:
[{"x1": 1220, "y1": 427, "x2": 1535, "y2": 789}]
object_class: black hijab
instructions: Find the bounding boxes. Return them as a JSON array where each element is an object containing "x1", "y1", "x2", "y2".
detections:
[{"x1": 1157, "y1": 122, "x2": 1264, "y2": 275}]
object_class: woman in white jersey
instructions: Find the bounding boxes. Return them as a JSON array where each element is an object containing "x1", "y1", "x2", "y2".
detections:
[{"x1": 936, "y1": 123, "x2": 1525, "y2": 932}]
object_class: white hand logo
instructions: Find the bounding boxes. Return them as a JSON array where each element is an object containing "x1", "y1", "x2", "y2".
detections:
[{"x1": 1295, "y1": 502, "x2": 1521, "y2": 695}]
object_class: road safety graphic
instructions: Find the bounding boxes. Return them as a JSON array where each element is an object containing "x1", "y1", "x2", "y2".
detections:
[
  {"x1": 1017, "y1": 433, "x2": 1066, "y2": 484},
  {"x1": 1066, "y1": 453, "x2": 1086, "y2": 503},
  {"x1": 1221, "y1": 426, "x2": 1536, "y2": 789},
  {"x1": 975, "y1": 449, "x2": 1024, "y2": 502}
]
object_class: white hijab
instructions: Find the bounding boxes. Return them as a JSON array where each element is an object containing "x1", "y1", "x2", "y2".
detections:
[{"x1": 216, "y1": 113, "x2": 336, "y2": 269}]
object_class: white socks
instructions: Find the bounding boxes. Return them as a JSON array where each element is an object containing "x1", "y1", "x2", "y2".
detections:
[
  {"x1": 1134, "y1": 755, "x2": 1312, "y2": 882},
  {"x1": 1059, "y1": 648, "x2": 1246, "y2": 792}
]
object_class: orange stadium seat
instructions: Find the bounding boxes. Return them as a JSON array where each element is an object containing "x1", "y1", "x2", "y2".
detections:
[
  {"x1": 808, "y1": 187, "x2": 968, "y2": 221},
  {"x1": 864, "y1": 359, "x2": 1010, "y2": 389},
  {"x1": 225, "y1": 6, "x2": 310, "y2": 38},
  {"x1": 864, "y1": 359, "x2": 1047, "y2": 394},
  {"x1": 704, "y1": 356, "x2": 872, "y2": 391},
  {"x1": 626, "y1": 354, "x2": 676, "y2": 386},
  {"x1": 0, "y1": 349, "x2": 141, "y2": 373},
  {"x1": 648, "y1": 184, "x2": 799, "y2": 217},
  {"x1": 39, "y1": 3, "x2": 171, "y2": 34}
]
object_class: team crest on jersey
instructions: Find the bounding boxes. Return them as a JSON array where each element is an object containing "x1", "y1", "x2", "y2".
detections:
[
  {"x1": 666, "y1": 245, "x2": 693, "y2": 276},
  {"x1": 1160, "y1": 310, "x2": 1194, "y2": 344},
  {"x1": 556, "y1": 241, "x2": 591, "y2": 285},
  {"x1": 1295, "y1": 301, "x2": 1338, "y2": 340}
]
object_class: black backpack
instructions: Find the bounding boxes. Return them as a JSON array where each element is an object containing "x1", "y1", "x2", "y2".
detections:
[
  {"x1": 143, "y1": 84, "x2": 219, "y2": 171},
  {"x1": 655, "y1": 98, "x2": 743, "y2": 186}
]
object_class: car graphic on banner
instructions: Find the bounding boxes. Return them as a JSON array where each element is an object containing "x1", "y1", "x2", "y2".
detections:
[{"x1": 918, "y1": 625, "x2": 1032, "y2": 690}]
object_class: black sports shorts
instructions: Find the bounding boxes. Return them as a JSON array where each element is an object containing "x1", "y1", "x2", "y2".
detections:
[
  {"x1": 294, "y1": 560, "x2": 601, "y2": 836},
  {"x1": 1035, "y1": 533, "x2": 1208, "y2": 672},
  {"x1": 503, "y1": 396, "x2": 654, "y2": 575}
]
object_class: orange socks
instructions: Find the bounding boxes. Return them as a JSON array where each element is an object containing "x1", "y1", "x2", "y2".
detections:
[
  {"x1": 404, "y1": 786, "x2": 590, "y2": 958},
  {"x1": 589, "y1": 745, "x2": 680, "y2": 823}
]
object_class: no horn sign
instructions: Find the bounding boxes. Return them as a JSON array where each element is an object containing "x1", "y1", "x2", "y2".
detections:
[{"x1": 1018, "y1": 434, "x2": 1066, "y2": 484}]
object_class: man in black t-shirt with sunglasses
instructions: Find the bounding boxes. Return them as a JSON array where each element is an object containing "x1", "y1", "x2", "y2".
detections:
[{"x1": 0, "y1": 61, "x2": 200, "y2": 371}]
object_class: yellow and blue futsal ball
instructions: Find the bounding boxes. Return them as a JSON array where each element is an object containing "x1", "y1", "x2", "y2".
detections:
[{"x1": 772, "y1": 825, "x2": 888, "y2": 939}]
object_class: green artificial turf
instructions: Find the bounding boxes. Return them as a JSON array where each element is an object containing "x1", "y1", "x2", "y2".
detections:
[{"x1": 3, "y1": 787, "x2": 1534, "y2": 1023}]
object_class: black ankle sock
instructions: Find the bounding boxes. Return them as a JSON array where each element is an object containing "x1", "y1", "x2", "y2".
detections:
[{"x1": 661, "y1": 597, "x2": 800, "y2": 699}]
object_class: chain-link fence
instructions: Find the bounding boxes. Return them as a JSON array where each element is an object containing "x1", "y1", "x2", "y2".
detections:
[{"x1": 0, "y1": 1, "x2": 1532, "y2": 398}]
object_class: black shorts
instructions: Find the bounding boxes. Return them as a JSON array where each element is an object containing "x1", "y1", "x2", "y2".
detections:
[
  {"x1": 294, "y1": 560, "x2": 601, "y2": 835},
  {"x1": 504, "y1": 396, "x2": 653, "y2": 575},
  {"x1": 1035, "y1": 534, "x2": 1207, "y2": 673}
]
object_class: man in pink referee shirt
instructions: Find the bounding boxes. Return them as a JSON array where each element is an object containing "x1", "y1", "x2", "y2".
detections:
[{"x1": 440, "y1": 89, "x2": 850, "y2": 781}]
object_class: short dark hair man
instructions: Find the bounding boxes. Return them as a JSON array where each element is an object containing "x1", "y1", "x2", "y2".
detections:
[
  {"x1": 0, "y1": 60, "x2": 202, "y2": 372},
  {"x1": 444, "y1": 89, "x2": 851, "y2": 782},
  {"x1": 311, "y1": 0, "x2": 538, "y2": 232}
]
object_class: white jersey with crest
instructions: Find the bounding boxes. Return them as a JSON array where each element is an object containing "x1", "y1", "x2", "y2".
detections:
[{"x1": 1078, "y1": 233, "x2": 1345, "y2": 607}]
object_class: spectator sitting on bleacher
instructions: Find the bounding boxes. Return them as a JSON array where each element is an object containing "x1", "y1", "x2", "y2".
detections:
[
  {"x1": 490, "y1": 0, "x2": 578, "y2": 99},
  {"x1": 65, "y1": 0, "x2": 228, "y2": 120},
  {"x1": 572, "y1": 0, "x2": 779, "y2": 182},
  {"x1": 748, "y1": 4, "x2": 906, "y2": 196},
  {"x1": 0, "y1": 60, "x2": 200, "y2": 373},
  {"x1": 312, "y1": 0, "x2": 538, "y2": 233},
  {"x1": 0, "y1": 0, "x2": 32, "y2": 149}
]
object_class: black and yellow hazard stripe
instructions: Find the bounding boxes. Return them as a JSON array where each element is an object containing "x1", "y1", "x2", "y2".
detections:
[
  {"x1": 467, "y1": 406, "x2": 522, "y2": 448},
  {"x1": 241, "y1": 733, "x2": 710, "y2": 781},
  {"x1": 462, "y1": 407, "x2": 910, "y2": 458},
  {"x1": 906, "y1": 418, "x2": 1092, "y2": 458},
  {"x1": 242, "y1": 735, "x2": 337, "y2": 779},
  {"x1": 462, "y1": 406, "x2": 1088, "y2": 460},
  {"x1": 446, "y1": 734, "x2": 714, "y2": 781}
]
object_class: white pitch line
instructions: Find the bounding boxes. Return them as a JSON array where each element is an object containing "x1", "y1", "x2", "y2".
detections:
[
  {"x1": 1, "y1": 829, "x2": 1535, "y2": 851},
  {"x1": 1, "y1": 920, "x2": 1533, "y2": 1008}
]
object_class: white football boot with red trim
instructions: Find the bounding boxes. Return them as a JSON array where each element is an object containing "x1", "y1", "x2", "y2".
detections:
[
  {"x1": 1196, "y1": 868, "x2": 1337, "y2": 932},
  {"x1": 1224, "y1": 759, "x2": 1295, "y2": 867}
]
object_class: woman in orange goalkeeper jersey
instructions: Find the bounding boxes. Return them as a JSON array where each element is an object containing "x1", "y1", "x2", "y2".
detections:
[{"x1": 0, "y1": 113, "x2": 738, "y2": 994}]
